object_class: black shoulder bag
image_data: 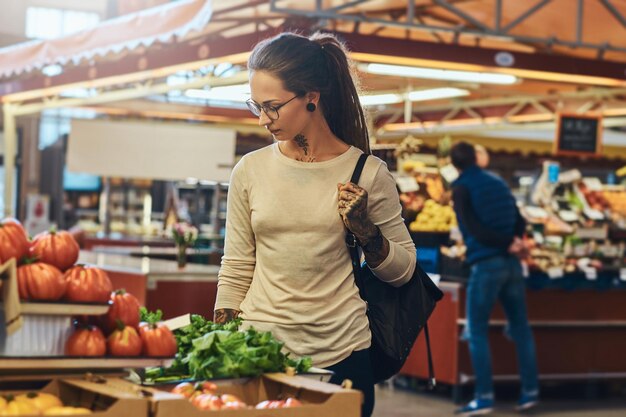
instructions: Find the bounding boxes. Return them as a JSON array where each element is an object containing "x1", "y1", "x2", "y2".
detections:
[{"x1": 345, "y1": 154, "x2": 444, "y2": 385}]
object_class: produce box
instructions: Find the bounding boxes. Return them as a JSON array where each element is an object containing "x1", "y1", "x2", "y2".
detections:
[
  {"x1": 148, "y1": 373, "x2": 362, "y2": 417},
  {"x1": 0, "y1": 377, "x2": 149, "y2": 417}
]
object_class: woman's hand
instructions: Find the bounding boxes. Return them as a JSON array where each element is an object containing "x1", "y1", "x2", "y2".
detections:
[
  {"x1": 337, "y1": 182, "x2": 377, "y2": 240},
  {"x1": 338, "y1": 182, "x2": 390, "y2": 268}
]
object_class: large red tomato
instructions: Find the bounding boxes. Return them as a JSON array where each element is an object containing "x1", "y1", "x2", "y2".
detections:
[
  {"x1": 103, "y1": 289, "x2": 141, "y2": 334},
  {"x1": 138, "y1": 322, "x2": 177, "y2": 357},
  {"x1": 65, "y1": 325, "x2": 106, "y2": 356},
  {"x1": 30, "y1": 229, "x2": 80, "y2": 271},
  {"x1": 0, "y1": 218, "x2": 30, "y2": 264},
  {"x1": 17, "y1": 262, "x2": 66, "y2": 301},
  {"x1": 64, "y1": 265, "x2": 113, "y2": 303},
  {"x1": 107, "y1": 324, "x2": 142, "y2": 356}
]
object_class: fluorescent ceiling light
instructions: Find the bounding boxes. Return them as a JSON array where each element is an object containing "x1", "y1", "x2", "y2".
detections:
[
  {"x1": 360, "y1": 94, "x2": 402, "y2": 106},
  {"x1": 185, "y1": 84, "x2": 250, "y2": 102},
  {"x1": 360, "y1": 88, "x2": 469, "y2": 106},
  {"x1": 42, "y1": 64, "x2": 63, "y2": 77},
  {"x1": 408, "y1": 87, "x2": 469, "y2": 101},
  {"x1": 364, "y1": 63, "x2": 518, "y2": 85}
]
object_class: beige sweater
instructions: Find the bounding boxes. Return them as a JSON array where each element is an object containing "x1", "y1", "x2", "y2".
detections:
[{"x1": 215, "y1": 143, "x2": 416, "y2": 367}]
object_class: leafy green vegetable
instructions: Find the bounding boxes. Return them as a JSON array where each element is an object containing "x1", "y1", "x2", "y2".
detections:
[
  {"x1": 140, "y1": 306, "x2": 163, "y2": 324},
  {"x1": 144, "y1": 314, "x2": 312, "y2": 383}
]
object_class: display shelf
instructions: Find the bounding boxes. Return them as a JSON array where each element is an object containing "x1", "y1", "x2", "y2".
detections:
[
  {"x1": 20, "y1": 301, "x2": 110, "y2": 316},
  {"x1": 0, "y1": 357, "x2": 173, "y2": 371}
]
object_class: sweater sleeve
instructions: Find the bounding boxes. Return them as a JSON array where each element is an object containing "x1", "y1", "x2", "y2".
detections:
[
  {"x1": 215, "y1": 158, "x2": 256, "y2": 311},
  {"x1": 367, "y1": 162, "x2": 416, "y2": 287}
]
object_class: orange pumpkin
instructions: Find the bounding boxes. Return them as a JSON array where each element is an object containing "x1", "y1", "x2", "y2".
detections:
[
  {"x1": 138, "y1": 322, "x2": 177, "y2": 357},
  {"x1": 107, "y1": 323, "x2": 142, "y2": 356},
  {"x1": 17, "y1": 262, "x2": 66, "y2": 301},
  {"x1": 0, "y1": 218, "x2": 30, "y2": 264},
  {"x1": 65, "y1": 325, "x2": 106, "y2": 356},
  {"x1": 64, "y1": 265, "x2": 112, "y2": 303},
  {"x1": 30, "y1": 228, "x2": 80, "y2": 271},
  {"x1": 103, "y1": 289, "x2": 141, "y2": 334}
]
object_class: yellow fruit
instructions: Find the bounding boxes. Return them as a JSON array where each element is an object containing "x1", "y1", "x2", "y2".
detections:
[
  {"x1": 43, "y1": 406, "x2": 92, "y2": 415},
  {"x1": 0, "y1": 398, "x2": 39, "y2": 416},
  {"x1": 16, "y1": 392, "x2": 63, "y2": 412}
]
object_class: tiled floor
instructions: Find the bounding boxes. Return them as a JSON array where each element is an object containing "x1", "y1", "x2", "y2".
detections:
[{"x1": 373, "y1": 385, "x2": 626, "y2": 417}]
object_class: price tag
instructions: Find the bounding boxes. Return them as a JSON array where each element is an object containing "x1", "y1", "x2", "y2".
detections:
[
  {"x1": 439, "y1": 164, "x2": 459, "y2": 183},
  {"x1": 558, "y1": 169, "x2": 582, "y2": 184},
  {"x1": 396, "y1": 176, "x2": 419, "y2": 193},
  {"x1": 582, "y1": 177, "x2": 604, "y2": 191},
  {"x1": 620, "y1": 268, "x2": 626, "y2": 282},
  {"x1": 583, "y1": 268, "x2": 598, "y2": 281},
  {"x1": 547, "y1": 267, "x2": 564, "y2": 279}
]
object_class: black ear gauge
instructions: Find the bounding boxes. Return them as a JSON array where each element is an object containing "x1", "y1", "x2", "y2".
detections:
[{"x1": 306, "y1": 102, "x2": 316, "y2": 112}]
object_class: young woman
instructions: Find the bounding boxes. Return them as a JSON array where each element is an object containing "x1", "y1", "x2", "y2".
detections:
[{"x1": 214, "y1": 32, "x2": 416, "y2": 417}]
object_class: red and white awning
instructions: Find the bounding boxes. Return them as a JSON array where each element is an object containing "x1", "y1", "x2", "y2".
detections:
[{"x1": 0, "y1": 0, "x2": 213, "y2": 78}]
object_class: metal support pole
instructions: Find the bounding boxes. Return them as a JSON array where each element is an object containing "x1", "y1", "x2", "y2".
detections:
[
  {"x1": 501, "y1": 0, "x2": 552, "y2": 33},
  {"x1": 3, "y1": 104, "x2": 17, "y2": 218},
  {"x1": 576, "y1": 0, "x2": 584, "y2": 44},
  {"x1": 495, "y1": 0, "x2": 502, "y2": 32}
]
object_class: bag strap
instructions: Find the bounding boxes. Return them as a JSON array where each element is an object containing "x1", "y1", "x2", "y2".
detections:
[
  {"x1": 424, "y1": 323, "x2": 436, "y2": 389},
  {"x1": 346, "y1": 153, "x2": 437, "y2": 388},
  {"x1": 345, "y1": 154, "x2": 369, "y2": 295}
]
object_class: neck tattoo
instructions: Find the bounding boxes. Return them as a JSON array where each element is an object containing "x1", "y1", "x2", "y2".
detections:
[{"x1": 294, "y1": 134, "x2": 316, "y2": 162}]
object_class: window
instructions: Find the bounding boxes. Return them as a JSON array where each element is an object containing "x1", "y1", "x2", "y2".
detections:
[{"x1": 26, "y1": 7, "x2": 100, "y2": 39}]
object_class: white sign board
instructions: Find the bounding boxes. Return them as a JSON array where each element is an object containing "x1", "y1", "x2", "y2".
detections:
[{"x1": 68, "y1": 119, "x2": 236, "y2": 182}]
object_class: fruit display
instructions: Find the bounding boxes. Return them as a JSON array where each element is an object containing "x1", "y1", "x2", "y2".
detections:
[
  {"x1": 107, "y1": 324, "x2": 143, "y2": 357},
  {"x1": 409, "y1": 200, "x2": 457, "y2": 232},
  {"x1": 0, "y1": 392, "x2": 91, "y2": 415},
  {"x1": 17, "y1": 262, "x2": 66, "y2": 301},
  {"x1": 102, "y1": 289, "x2": 141, "y2": 334},
  {"x1": 425, "y1": 177, "x2": 445, "y2": 202},
  {"x1": 603, "y1": 189, "x2": 626, "y2": 217},
  {"x1": 578, "y1": 183, "x2": 610, "y2": 211},
  {"x1": 0, "y1": 218, "x2": 30, "y2": 265},
  {"x1": 65, "y1": 326, "x2": 107, "y2": 357},
  {"x1": 63, "y1": 265, "x2": 113, "y2": 303},
  {"x1": 138, "y1": 321, "x2": 177, "y2": 358},
  {"x1": 169, "y1": 381, "x2": 302, "y2": 411},
  {"x1": 30, "y1": 228, "x2": 80, "y2": 272}
]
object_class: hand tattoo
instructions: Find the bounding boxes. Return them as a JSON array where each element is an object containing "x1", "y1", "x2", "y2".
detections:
[
  {"x1": 338, "y1": 182, "x2": 390, "y2": 268},
  {"x1": 214, "y1": 308, "x2": 240, "y2": 324},
  {"x1": 294, "y1": 134, "x2": 316, "y2": 162}
]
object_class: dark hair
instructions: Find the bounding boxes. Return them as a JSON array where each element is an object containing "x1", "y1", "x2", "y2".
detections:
[
  {"x1": 247, "y1": 32, "x2": 370, "y2": 154},
  {"x1": 450, "y1": 142, "x2": 477, "y2": 171}
]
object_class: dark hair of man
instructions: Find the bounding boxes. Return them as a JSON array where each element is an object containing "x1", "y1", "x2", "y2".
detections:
[
  {"x1": 450, "y1": 141, "x2": 478, "y2": 171},
  {"x1": 247, "y1": 32, "x2": 370, "y2": 154}
]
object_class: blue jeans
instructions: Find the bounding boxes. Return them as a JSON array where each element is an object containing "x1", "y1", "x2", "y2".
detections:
[{"x1": 466, "y1": 255, "x2": 539, "y2": 400}]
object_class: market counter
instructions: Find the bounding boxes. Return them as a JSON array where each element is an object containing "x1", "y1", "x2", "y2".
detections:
[
  {"x1": 78, "y1": 251, "x2": 219, "y2": 318},
  {"x1": 400, "y1": 279, "x2": 626, "y2": 399}
]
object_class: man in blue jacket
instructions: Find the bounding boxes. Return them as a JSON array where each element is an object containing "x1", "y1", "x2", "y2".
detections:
[{"x1": 451, "y1": 142, "x2": 539, "y2": 416}]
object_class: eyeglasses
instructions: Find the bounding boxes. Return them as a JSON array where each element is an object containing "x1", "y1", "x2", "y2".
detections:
[{"x1": 245, "y1": 95, "x2": 299, "y2": 121}]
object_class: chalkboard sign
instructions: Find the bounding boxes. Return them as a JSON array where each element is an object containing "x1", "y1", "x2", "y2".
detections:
[{"x1": 555, "y1": 114, "x2": 602, "y2": 156}]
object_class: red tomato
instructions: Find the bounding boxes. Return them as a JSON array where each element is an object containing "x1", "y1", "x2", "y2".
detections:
[
  {"x1": 284, "y1": 397, "x2": 302, "y2": 407},
  {"x1": 107, "y1": 324, "x2": 142, "y2": 356},
  {"x1": 0, "y1": 218, "x2": 30, "y2": 264},
  {"x1": 220, "y1": 394, "x2": 242, "y2": 404},
  {"x1": 138, "y1": 322, "x2": 177, "y2": 357},
  {"x1": 192, "y1": 394, "x2": 223, "y2": 411},
  {"x1": 17, "y1": 262, "x2": 66, "y2": 301},
  {"x1": 222, "y1": 401, "x2": 248, "y2": 410},
  {"x1": 103, "y1": 289, "x2": 141, "y2": 334},
  {"x1": 65, "y1": 326, "x2": 106, "y2": 356},
  {"x1": 268, "y1": 400, "x2": 285, "y2": 409},
  {"x1": 30, "y1": 229, "x2": 79, "y2": 271},
  {"x1": 171, "y1": 381, "x2": 216, "y2": 399},
  {"x1": 171, "y1": 382, "x2": 196, "y2": 399},
  {"x1": 64, "y1": 265, "x2": 113, "y2": 303}
]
